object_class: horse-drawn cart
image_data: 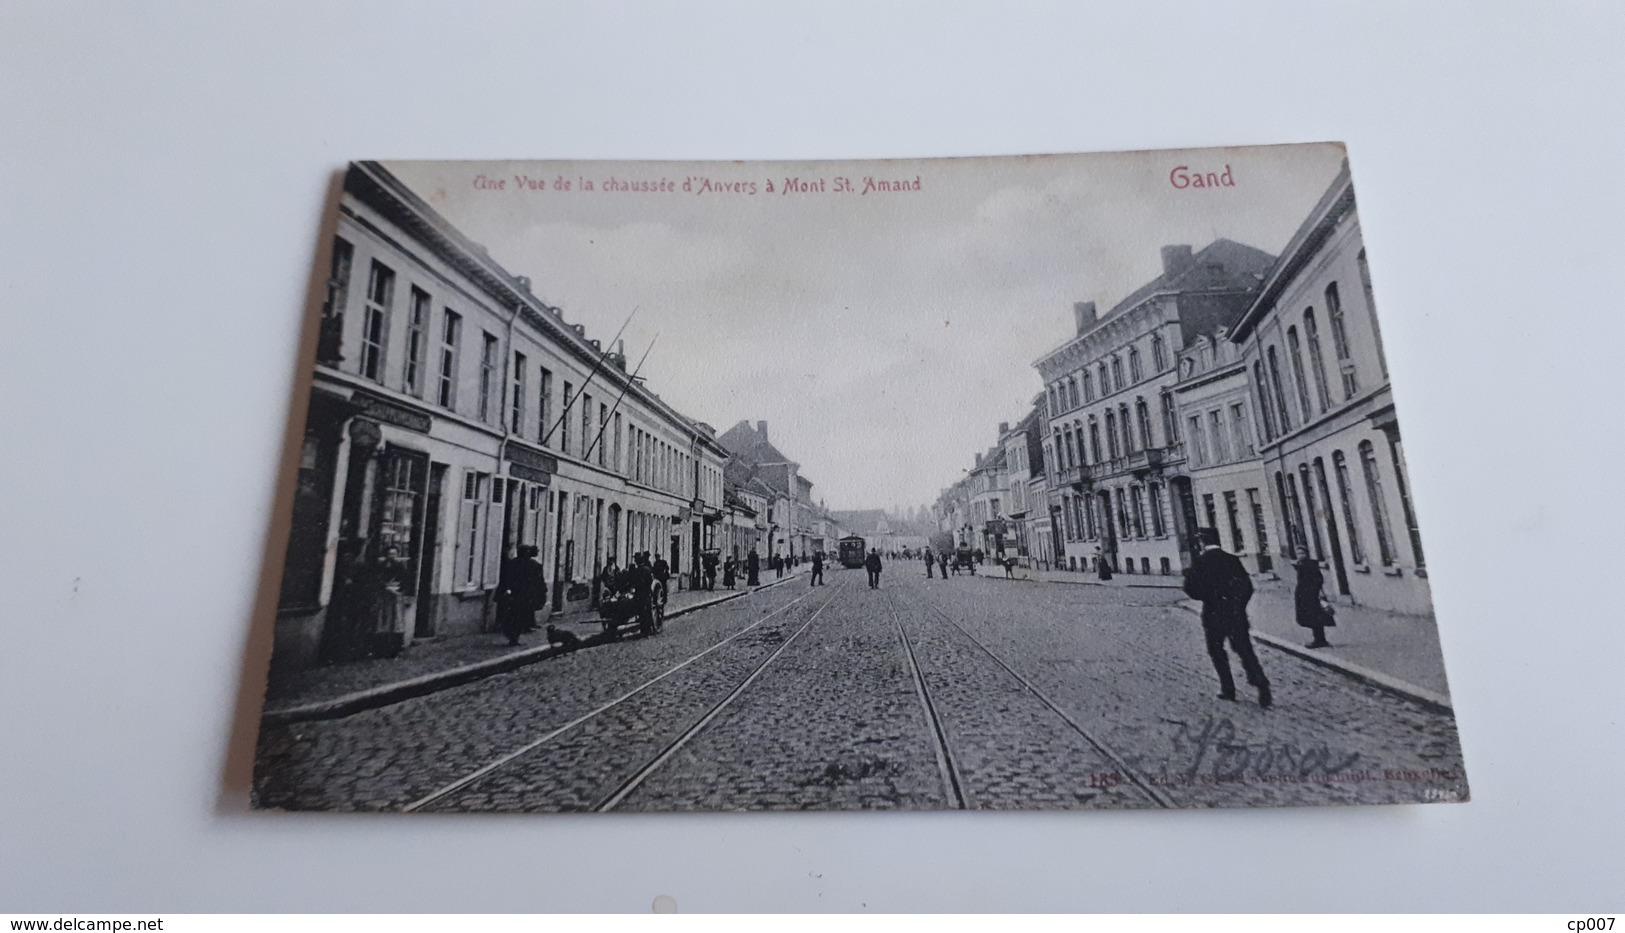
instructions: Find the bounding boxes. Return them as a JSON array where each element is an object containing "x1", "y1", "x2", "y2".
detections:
[{"x1": 597, "y1": 578, "x2": 667, "y2": 639}]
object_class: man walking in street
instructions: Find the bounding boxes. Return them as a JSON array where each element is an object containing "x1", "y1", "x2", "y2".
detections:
[
  {"x1": 810, "y1": 551, "x2": 825, "y2": 586},
  {"x1": 627, "y1": 551, "x2": 657, "y2": 636},
  {"x1": 1182, "y1": 527, "x2": 1271, "y2": 708},
  {"x1": 496, "y1": 545, "x2": 547, "y2": 647},
  {"x1": 937, "y1": 551, "x2": 947, "y2": 580},
  {"x1": 746, "y1": 548, "x2": 760, "y2": 587},
  {"x1": 924, "y1": 547, "x2": 935, "y2": 578},
  {"x1": 864, "y1": 547, "x2": 883, "y2": 589}
]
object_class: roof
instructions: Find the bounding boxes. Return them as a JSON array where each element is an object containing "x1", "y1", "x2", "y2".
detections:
[
  {"x1": 1229, "y1": 162, "x2": 1355, "y2": 342},
  {"x1": 1034, "y1": 237, "x2": 1276, "y2": 369},
  {"x1": 970, "y1": 446, "x2": 1008, "y2": 475},
  {"x1": 717, "y1": 421, "x2": 796, "y2": 467}
]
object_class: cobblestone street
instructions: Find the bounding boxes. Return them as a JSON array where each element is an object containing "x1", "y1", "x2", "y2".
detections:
[{"x1": 254, "y1": 565, "x2": 1466, "y2": 812}]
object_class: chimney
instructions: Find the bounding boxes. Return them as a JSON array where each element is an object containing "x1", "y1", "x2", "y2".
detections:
[
  {"x1": 757, "y1": 420, "x2": 768, "y2": 441},
  {"x1": 975, "y1": 452, "x2": 983, "y2": 467},
  {"x1": 998, "y1": 421, "x2": 1010, "y2": 436},
  {"x1": 1161, "y1": 244, "x2": 1194, "y2": 278},
  {"x1": 1072, "y1": 301, "x2": 1096, "y2": 335},
  {"x1": 515, "y1": 275, "x2": 532, "y2": 292}
]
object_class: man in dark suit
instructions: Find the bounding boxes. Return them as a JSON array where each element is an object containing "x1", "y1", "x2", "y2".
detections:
[
  {"x1": 864, "y1": 548, "x2": 884, "y2": 589},
  {"x1": 1182, "y1": 527, "x2": 1272, "y2": 708},
  {"x1": 810, "y1": 551, "x2": 825, "y2": 586}
]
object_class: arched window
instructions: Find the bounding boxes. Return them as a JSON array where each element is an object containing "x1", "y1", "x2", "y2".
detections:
[
  {"x1": 1088, "y1": 417, "x2": 1102, "y2": 462},
  {"x1": 1327, "y1": 282, "x2": 1359, "y2": 399},
  {"x1": 1105, "y1": 411, "x2": 1120, "y2": 459},
  {"x1": 1129, "y1": 347, "x2": 1143, "y2": 383},
  {"x1": 1287, "y1": 325, "x2": 1313, "y2": 424},
  {"x1": 1253, "y1": 360, "x2": 1278, "y2": 440},
  {"x1": 1304, "y1": 309, "x2": 1332, "y2": 413},
  {"x1": 1074, "y1": 419, "x2": 1085, "y2": 464},
  {"x1": 1067, "y1": 376, "x2": 1080, "y2": 410},
  {"x1": 1111, "y1": 356, "x2": 1125, "y2": 391},
  {"x1": 1267, "y1": 345, "x2": 1293, "y2": 432},
  {"x1": 1047, "y1": 385, "x2": 1058, "y2": 415},
  {"x1": 1082, "y1": 370, "x2": 1094, "y2": 402},
  {"x1": 1119, "y1": 403, "x2": 1134, "y2": 453},
  {"x1": 1332, "y1": 450, "x2": 1365, "y2": 565},
  {"x1": 1099, "y1": 363, "x2": 1111, "y2": 396},
  {"x1": 1063, "y1": 428, "x2": 1077, "y2": 468},
  {"x1": 1356, "y1": 252, "x2": 1388, "y2": 377},
  {"x1": 1161, "y1": 389, "x2": 1179, "y2": 443},
  {"x1": 1136, "y1": 397, "x2": 1154, "y2": 450},
  {"x1": 1152, "y1": 334, "x2": 1167, "y2": 371},
  {"x1": 1359, "y1": 440, "x2": 1397, "y2": 566},
  {"x1": 1274, "y1": 471, "x2": 1296, "y2": 552},
  {"x1": 1298, "y1": 463, "x2": 1326, "y2": 561}
]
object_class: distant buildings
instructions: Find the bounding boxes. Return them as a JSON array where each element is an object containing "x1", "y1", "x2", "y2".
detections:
[
  {"x1": 718, "y1": 420, "x2": 819, "y2": 562},
  {"x1": 1001, "y1": 402, "x2": 1054, "y2": 568},
  {"x1": 948, "y1": 161, "x2": 1429, "y2": 614},
  {"x1": 1033, "y1": 239, "x2": 1275, "y2": 576}
]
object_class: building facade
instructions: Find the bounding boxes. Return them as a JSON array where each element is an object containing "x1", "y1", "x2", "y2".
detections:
[
  {"x1": 718, "y1": 420, "x2": 819, "y2": 562},
  {"x1": 1230, "y1": 164, "x2": 1429, "y2": 614},
  {"x1": 932, "y1": 477, "x2": 972, "y2": 552},
  {"x1": 275, "y1": 162, "x2": 728, "y2": 673},
  {"x1": 1171, "y1": 332, "x2": 1282, "y2": 577},
  {"x1": 967, "y1": 446, "x2": 1009, "y2": 556},
  {"x1": 1033, "y1": 240, "x2": 1276, "y2": 577}
]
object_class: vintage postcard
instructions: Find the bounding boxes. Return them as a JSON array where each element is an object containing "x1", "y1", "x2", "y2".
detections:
[{"x1": 254, "y1": 144, "x2": 1466, "y2": 812}]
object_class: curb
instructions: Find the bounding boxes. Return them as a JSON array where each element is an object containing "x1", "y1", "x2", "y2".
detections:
[
  {"x1": 1172, "y1": 602, "x2": 1453, "y2": 714},
  {"x1": 260, "y1": 574, "x2": 801, "y2": 726},
  {"x1": 985, "y1": 573, "x2": 1185, "y2": 591}
]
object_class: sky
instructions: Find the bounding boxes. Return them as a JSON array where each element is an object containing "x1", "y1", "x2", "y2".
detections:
[{"x1": 384, "y1": 144, "x2": 1346, "y2": 513}]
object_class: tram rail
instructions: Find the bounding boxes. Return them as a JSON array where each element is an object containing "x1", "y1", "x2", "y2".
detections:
[
  {"x1": 910, "y1": 587, "x2": 1174, "y2": 809},
  {"x1": 403, "y1": 579, "x2": 850, "y2": 812}
]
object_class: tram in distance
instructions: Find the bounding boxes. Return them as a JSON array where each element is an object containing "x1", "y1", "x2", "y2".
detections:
[{"x1": 837, "y1": 535, "x2": 867, "y2": 569}]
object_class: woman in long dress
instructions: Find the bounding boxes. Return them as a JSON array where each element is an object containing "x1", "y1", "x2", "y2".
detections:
[{"x1": 1293, "y1": 546, "x2": 1332, "y2": 648}]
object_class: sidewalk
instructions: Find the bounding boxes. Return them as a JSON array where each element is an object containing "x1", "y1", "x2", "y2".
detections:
[
  {"x1": 261, "y1": 568, "x2": 805, "y2": 724},
  {"x1": 1212, "y1": 576, "x2": 1453, "y2": 708},
  {"x1": 981, "y1": 559, "x2": 1451, "y2": 710},
  {"x1": 979, "y1": 561, "x2": 1186, "y2": 589}
]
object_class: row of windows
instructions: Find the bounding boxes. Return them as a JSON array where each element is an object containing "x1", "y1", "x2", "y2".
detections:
[
  {"x1": 1276, "y1": 438, "x2": 1424, "y2": 573},
  {"x1": 1049, "y1": 391, "x2": 1180, "y2": 475},
  {"x1": 1056, "y1": 482, "x2": 1276, "y2": 566},
  {"x1": 1185, "y1": 401, "x2": 1256, "y2": 468},
  {"x1": 454, "y1": 472, "x2": 693, "y2": 591},
  {"x1": 1252, "y1": 257, "x2": 1384, "y2": 445},
  {"x1": 328, "y1": 235, "x2": 717, "y2": 498},
  {"x1": 1198, "y1": 488, "x2": 1273, "y2": 558},
  {"x1": 1057, "y1": 482, "x2": 1171, "y2": 542},
  {"x1": 1046, "y1": 331, "x2": 1171, "y2": 416}
]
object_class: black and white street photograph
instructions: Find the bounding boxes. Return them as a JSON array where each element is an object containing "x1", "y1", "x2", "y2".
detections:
[
  {"x1": 14, "y1": 1, "x2": 1625, "y2": 917},
  {"x1": 253, "y1": 145, "x2": 1465, "y2": 812}
]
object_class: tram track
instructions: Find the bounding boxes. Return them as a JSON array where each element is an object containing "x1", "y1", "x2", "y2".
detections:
[
  {"x1": 910, "y1": 584, "x2": 1174, "y2": 810},
  {"x1": 403, "y1": 578, "x2": 849, "y2": 813},
  {"x1": 887, "y1": 589, "x2": 970, "y2": 810},
  {"x1": 592, "y1": 579, "x2": 849, "y2": 811}
]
